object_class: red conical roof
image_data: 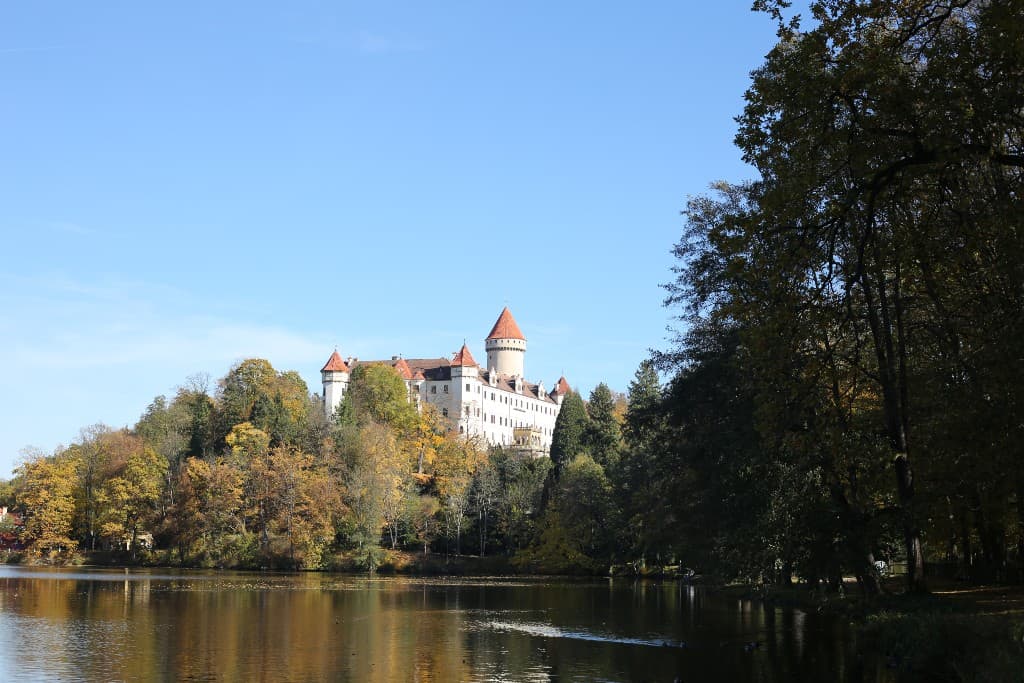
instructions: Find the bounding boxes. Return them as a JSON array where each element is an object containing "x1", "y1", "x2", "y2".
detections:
[
  {"x1": 486, "y1": 307, "x2": 525, "y2": 341},
  {"x1": 452, "y1": 343, "x2": 478, "y2": 367},
  {"x1": 322, "y1": 350, "x2": 350, "y2": 373}
]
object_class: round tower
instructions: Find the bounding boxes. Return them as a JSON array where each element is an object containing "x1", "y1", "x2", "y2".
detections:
[
  {"x1": 321, "y1": 350, "x2": 351, "y2": 416},
  {"x1": 485, "y1": 307, "x2": 526, "y2": 378}
]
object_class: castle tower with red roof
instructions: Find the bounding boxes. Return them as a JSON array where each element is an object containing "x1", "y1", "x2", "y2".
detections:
[
  {"x1": 321, "y1": 350, "x2": 350, "y2": 416},
  {"x1": 484, "y1": 307, "x2": 527, "y2": 379}
]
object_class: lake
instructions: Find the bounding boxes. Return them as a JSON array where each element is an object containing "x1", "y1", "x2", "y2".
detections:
[{"x1": 0, "y1": 566, "x2": 896, "y2": 681}]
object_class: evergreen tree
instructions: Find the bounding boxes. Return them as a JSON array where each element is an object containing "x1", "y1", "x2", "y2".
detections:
[
  {"x1": 585, "y1": 383, "x2": 622, "y2": 471},
  {"x1": 549, "y1": 391, "x2": 589, "y2": 475},
  {"x1": 616, "y1": 360, "x2": 662, "y2": 563},
  {"x1": 623, "y1": 361, "x2": 660, "y2": 449}
]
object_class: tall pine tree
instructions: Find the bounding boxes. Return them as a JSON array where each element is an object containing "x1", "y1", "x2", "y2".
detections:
[
  {"x1": 585, "y1": 383, "x2": 622, "y2": 471},
  {"x1": 549, "y1": 391, "x2": 589, "y2": 476}
]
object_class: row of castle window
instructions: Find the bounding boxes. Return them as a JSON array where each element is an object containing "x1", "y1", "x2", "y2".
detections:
[{"x1": 418, "y1": 382, "x2": 555, "y2": 416}]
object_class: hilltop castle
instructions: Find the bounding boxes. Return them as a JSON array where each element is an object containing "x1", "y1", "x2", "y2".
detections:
[{"x1": 321, "y1": 307, "x2": 569, "y2": 455}]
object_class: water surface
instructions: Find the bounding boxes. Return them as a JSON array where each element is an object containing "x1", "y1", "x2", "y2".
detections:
[{"x1": 0, "y1": 566, "x2": 895, "y2": 681}]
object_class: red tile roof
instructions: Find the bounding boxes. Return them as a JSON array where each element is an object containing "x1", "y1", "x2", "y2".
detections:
[
  {"x1": 451, "y1": 343, "x2": 478, "y2": 367},
  {"x1": 552, "y1": 376, "x2": 571, "y2": 396},
  {"x1": 486, "y1": 307, "x2": 526, "y2": 341},
  {"x1": 321, "y1": 350, "x2": 350, "y2": 373},
  {"x1": 393, "y1": 358, "x2": 413, "y2": 380}
]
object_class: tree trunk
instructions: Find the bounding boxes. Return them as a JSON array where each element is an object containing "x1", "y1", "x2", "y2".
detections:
[
  {"x1": 860, "y1": 258, "x2": 926, "y2": 592},
  {"x1": 959, "y1": 505, "x2": 974, "y2": 580},
  {"x1": 1017, "y1": 472, "x2": 1024, "y2": 582},
  {"x1": 479, "y1": 509, "x2": 487, "y2": 557}
]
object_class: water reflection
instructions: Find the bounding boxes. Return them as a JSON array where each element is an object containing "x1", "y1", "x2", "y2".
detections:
[{"x1": 0, "y1": 567, "x2": 896, "y2": 682}]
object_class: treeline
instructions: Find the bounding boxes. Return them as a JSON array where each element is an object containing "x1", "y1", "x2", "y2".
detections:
[
  {"x1": 1, "y1": 358, "x2": 640, "y2": 572},
  {"x1": 635, "y1": 0, "x2": 1024, "y2": 593}
]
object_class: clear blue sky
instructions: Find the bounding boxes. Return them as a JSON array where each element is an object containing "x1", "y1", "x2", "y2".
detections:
[{"x1": 1, "y1": 1, "x2": 784, "y2": 477}]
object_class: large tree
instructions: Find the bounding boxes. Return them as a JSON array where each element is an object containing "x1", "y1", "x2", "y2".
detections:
[
  {"x1": 17, "y1": 453, "x2": 80, "y2": 559},
  {"x1": 549, "y1": 391, "x2": 589, "y2": 475},
  {"x1": 585, "y1": 383, "x2": 622, "y2": 472},
  {"x1": 338, "y1": 364, "x2": 418, "y2": 433},
  {"x1": 662, "y1": 0, "x2": 1024, "y2": 591}
]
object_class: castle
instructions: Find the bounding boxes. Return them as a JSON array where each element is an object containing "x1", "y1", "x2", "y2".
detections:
[{"x1": 320, "y1": 308, "x2": 569, "y2": 454}]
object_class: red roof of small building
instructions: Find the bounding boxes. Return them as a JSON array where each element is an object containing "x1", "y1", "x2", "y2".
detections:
[
  {"x1": 552, "y1": 376, "x2": 571, "y2": 396},
  {"x1": 451, "y1": 343, "x2": 478, "y2": 367},
  {"x1": 486, "y1": 307, "x2": 526, "y2": 341},
  {"x1": 393, "y1": 358, "x2": 413, "y2": 380},
  {"x1": 321, "y1": 350, "x2": 350, "y2": 373}
]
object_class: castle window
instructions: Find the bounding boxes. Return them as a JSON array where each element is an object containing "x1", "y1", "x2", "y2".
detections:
[
  {"x1": 443, "y1": 385, "x2": 449, "y2": 393},
  {"x1": 459, "y1": 426, "x2": 464, "y2": 434},
  {"x1": 466, "y1": 383, "x2": 470, "y2": 391},
  {"x1": 442, "y1": 408, "x2": 448, "y2": 417},
  {"x1": 431, "y1": 386, "x2": 437, "y2": 394},
  {"x1": 465, "y1": 406, "x2": 470, "y2": 416}
]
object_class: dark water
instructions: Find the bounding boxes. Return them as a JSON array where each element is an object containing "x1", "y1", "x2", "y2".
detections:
[{"x1": 0, "y1": 566, "x2": 896, "y2": 682}]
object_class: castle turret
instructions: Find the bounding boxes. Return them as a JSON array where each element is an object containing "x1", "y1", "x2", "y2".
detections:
[
  {"x1": 451, "y1": 343, "x2": 479, "y2": 380},
  {"x1": 451, "y1": 343, "x2": 479, "y2": 434},
  {"x1": 551, "y1": 376, "x2": 571, "y2": 406},
  {"x1": 321, "y1": 350, "x2": 350, "y2": 416},
  {"x1": 485, "y1": 307, "x2": 526, "y2": 378}
]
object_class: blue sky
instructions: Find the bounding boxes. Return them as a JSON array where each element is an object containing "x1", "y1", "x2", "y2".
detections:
[{"x1": 1, "y1": 1, "x2": 784, "y2": 477}]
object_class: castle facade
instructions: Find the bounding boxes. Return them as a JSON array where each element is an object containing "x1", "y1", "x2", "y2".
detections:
[{"x1": 321, "y1": 307, "x2": 569, "y2": 454}]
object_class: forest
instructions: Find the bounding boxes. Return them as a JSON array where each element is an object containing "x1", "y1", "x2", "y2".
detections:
[
  {"x1": 3, "y1": 0, "x2": 1023, "y2": 594},
  {"x1": 0, "y1": 358, "x2": 634, "y2": 574}
]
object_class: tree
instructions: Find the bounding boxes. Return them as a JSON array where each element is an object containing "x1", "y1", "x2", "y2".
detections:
[
  {"x1": 218, "y1": 359, "x2": 277, "y2": 433},
  {"x1": 177, "y1": 381, "x2": 215, "y2": 459},
  {"x1": 339, "y1": 422, "x2": 408, "y2": 564},
  {"x1": 339, "y1": 364, "x2": 418, "y2": 433},
  {"x1": 495, "y1": 449, "x2": 550, "y2": 553},
  {"x1": 616, "y1": 361, "x2": 662, "y2": 560},
  {"x1": 17, "y1": 453, "x2": 79, "y2": 559},
  {"x1": 470, "y1": 456, "x2": 501, "y2": 556},
  {"x1": 174, "y1": 457, "x2": 245, "y2": 564},
  {"x1": 96, "y1": 444, "x2": 167, "y2": 555},
  {"x1": 268, "y1": 446, "x2": 341, "y2": 569},
  {"x1": 624, "y1": 361, "x2": 660, "y2": 445},
  {"x1": 404, "y1": 495, "x2": 440, "y2": 554},
  {"x1": 585, "y1": 383, "x2": 622, "y2": 471},
  {"x1": 549, "y1": 391, "x2": 589, "y2": 475},
  {"x1": 737, "y1": 0, "x2": 1024, "y2": 591},
  {"x1": 559, "y1": 454, "x2": 618, "y2": 562},
  {"x1": 434, "y1": 435, "x2": 486, "y2": 555},
  {"x1": 656, "y1": 0, "x2": 1024, "y2": 592},
  {"x1": 226, "y1": 422, "x2": 274, "y2": 549}
]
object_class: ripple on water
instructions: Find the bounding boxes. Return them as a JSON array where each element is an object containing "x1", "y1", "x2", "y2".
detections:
[{"x1": 472, "y1": 619, "x2": 685, "y2": 648}]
